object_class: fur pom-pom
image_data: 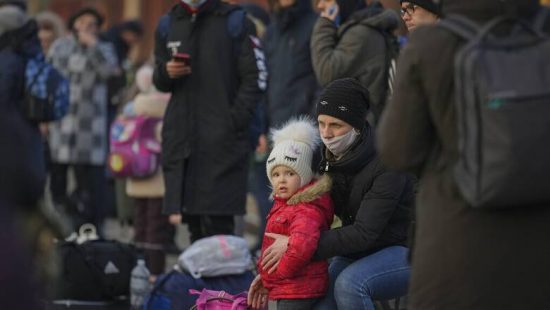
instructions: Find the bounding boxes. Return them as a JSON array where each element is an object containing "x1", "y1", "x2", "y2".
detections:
[{"x1": 270, "y1": 116, "x2": 320, "y2": 150}]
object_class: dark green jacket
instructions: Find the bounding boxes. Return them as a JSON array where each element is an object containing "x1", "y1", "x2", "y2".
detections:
[{"x1": 310, "y1": 3, "x2": 399, "y2": 122}]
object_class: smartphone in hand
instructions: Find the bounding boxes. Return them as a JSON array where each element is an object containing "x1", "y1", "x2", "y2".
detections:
[
  {"x1": 172, "y1": 53, "x2": 191, "y2": 66},
  {"x1": 327, "y1": 4, "x2": 338, "y2": 16}
]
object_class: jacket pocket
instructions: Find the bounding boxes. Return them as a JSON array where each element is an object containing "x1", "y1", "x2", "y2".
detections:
[{"x1": 268, "y1": 215, "x2": 289, "y2": 234}]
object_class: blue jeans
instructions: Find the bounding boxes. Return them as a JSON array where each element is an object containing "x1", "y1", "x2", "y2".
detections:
[{"x1": 314, "y1": 246, "x2": 410, "y2": 310}]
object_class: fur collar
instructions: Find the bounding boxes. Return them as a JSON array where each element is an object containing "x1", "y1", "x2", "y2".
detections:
[{"x1": 284, "y1": 174, "x2": 332, "y2": 205}]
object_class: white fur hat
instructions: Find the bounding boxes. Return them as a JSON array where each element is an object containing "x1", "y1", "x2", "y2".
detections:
[{"x1": 266, "y1": 117, "x2": 320, "y2": 187}]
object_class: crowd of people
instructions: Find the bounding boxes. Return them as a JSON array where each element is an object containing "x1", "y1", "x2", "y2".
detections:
[{"x1": 1, "y1": 0, "x2": 550, "y2": 309}]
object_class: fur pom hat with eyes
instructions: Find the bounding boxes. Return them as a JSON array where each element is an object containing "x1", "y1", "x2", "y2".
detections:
[{"x1": 266, "y1": 117, "x2": 320, "y2": 187}]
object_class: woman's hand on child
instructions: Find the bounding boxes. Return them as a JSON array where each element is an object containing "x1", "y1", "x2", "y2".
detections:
[
  {"x1": 248, "y1": 275, "x2": 268, "y2": 309},
  {"x1": 261, "y1": 233, "x2": 289, "y2": 274}
]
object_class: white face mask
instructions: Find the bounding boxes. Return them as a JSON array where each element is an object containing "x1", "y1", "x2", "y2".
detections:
[{"x1": 321, "y1": 129, "x2": 359, "y2": 157}]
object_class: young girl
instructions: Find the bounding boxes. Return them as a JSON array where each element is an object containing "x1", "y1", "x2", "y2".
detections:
[
  {"x1": 247, "y1": 118, "x2": 334, "y2": 310},
  {"x1": 123, "y1": 65, "x2": 174, "y2": 282}
]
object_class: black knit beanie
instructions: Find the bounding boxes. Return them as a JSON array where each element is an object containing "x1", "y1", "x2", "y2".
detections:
[
  {"x1": 401, "y1": 0, "x2": 440, "y2": 16},
  {"x1": 316, "y1": 78, "x2": 370, "y2": 130}
]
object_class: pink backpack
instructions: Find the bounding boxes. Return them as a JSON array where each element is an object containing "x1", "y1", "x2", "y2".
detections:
[
  {"x1": 108, "y1": 116, "x2": 161, "y2": 178},
  {"x1": 189, "y1": 289, "x2": 248, "y2": 310}
]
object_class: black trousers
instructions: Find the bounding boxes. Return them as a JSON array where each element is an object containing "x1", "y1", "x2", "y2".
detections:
[
  {"x1": 49, "y1": 163, "x2": 107, "y2": 230},
  {"x1": 185, "y1": 214, "x2": 235, "y2": 243}
]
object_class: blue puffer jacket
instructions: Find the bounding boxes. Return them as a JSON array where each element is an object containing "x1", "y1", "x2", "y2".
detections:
[{"x1": 0, "y1": 20, "x2": 46, "y2": 208}]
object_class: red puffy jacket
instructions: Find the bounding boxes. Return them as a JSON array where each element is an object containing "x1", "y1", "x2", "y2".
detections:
[{"x1": 260, "y1": 175, "x2": 334, "y2": 300}]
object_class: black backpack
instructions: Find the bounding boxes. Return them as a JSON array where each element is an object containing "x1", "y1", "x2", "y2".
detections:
[{"x1": 439, "y1": 9, "x2": 550, "y2": 209}]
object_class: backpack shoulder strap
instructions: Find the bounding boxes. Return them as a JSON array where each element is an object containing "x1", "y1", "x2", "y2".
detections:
[
  {"x1": 157, "y1": 14, "x2": 172, "y2": 43},
  {"x1": 227, "y1": 8, "x2": 247, "y2": 40},
  {"x1": 439, "y1": 15, "x2": 481, "y2": 40}
]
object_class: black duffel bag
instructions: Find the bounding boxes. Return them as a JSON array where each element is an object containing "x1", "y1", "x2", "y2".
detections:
[{"x1": 55, "y1": 238, "x2": 137, "y2": 301}]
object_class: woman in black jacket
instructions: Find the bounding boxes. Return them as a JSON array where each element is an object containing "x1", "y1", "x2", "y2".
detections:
[{"x1": 261, "y1": 78, "x2": 414, "y2": 309}]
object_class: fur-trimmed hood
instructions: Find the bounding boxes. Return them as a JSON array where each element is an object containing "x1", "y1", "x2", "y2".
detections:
[{"x1": 272, "y1": 173, "x2": 332, "y2": 205}]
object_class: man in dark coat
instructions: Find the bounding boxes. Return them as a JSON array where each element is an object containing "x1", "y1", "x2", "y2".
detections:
[
  {"x1": 377, "y1": 0, "x2": 550, "y2": 309},
  {"x1": 153, "y1": 0, "x2": 266, "y2": 242}
]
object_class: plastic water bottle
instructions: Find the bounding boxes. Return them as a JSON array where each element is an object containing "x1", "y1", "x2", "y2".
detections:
[{"x1": 130, "y1": 259, "x2": 151, "y2": 309}]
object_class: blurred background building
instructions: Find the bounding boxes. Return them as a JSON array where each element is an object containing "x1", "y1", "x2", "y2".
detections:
[{"x1": 26, "y1": 0, "x2": 270, "y2": 65}]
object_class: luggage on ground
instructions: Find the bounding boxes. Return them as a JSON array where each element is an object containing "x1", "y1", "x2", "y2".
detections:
[{"x1": 144, "y1": 268, "x2": 255, "y2": 310}]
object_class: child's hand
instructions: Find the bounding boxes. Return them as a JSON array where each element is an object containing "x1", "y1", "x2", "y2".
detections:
[
  {"x1": 261, "y1": 233, "x2": 289, "y2": 274},
  {"x1": 247, "y1": 275, "x2": 268, "y2": 309}
]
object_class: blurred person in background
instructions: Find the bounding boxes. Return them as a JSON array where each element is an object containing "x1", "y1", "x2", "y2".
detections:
[
  {"x1": 377, "y1": 0, "x2": 550, "y2": 308},
  {"x1": 100, "y1": 20, "x2": 144, "y2": 231},
  {"x1": 0, "y1": 0, "x2": 46, "y2": 214},
  {"x1": 35, "y1": 11, "x2": 66, "y2": 175},
  {"x1": 36, "y1": 11, "x2": 66, "y2": 54},
  {"x1": 154, "y1": 0, "x2": 266, "y2": 242},
  {"x1": 121, "y1": 65, "x2": 174, "y2": 282},
  {"x1": 0, "y1": 0, "x2": 59, "y2": 306},
  {"x1": 400, "y1": 0, "x2": 439, "y2": 33},
  {"x1": 47, "y1": 7, "x2": 118, "y2": 233},
  {"x1": 311, "y1": 0, "x2": 400, "y2": 124},
  {"x1": 265, "y1": 0, "x2": 319, "y2": 128},
  {"x1": 100, "y1": 20, "x2": 144, "y2": 118}
]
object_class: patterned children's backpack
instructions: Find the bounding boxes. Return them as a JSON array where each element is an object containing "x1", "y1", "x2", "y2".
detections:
[{"x1": 108, "y1": 116, "x2": 162, "y2": 178}]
